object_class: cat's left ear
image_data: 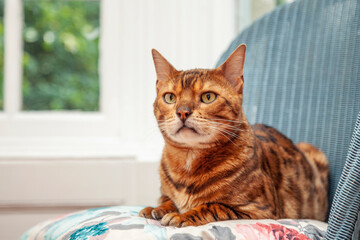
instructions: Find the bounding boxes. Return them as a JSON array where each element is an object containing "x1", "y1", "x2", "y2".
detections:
[{"x1": 216, "y1": 44, "x2": 246, "y2": 94}]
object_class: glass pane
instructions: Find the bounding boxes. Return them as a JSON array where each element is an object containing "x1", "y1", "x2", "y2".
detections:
[
  {"x1": 22, "y1": 0, "x2": 100, "y2": 111},
  {"x1": 0, "y1": 0, "x2": 4, "y2": 110}
]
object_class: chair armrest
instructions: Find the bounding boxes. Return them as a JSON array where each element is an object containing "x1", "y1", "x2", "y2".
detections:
[
  {"x1": 326, "y1": 111, "x2": 360, "y2": 240},
  {"x1": 353, "y1": 212, "x2": 360, "y2": 240}
]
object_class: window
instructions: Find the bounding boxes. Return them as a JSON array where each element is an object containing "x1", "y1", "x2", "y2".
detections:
[
  {"x1": 22, "y1": 0, "x2": 100, "y2": 111},
  {"x1": 0, "y1": 0, "x2": 126, "y2": 159}
]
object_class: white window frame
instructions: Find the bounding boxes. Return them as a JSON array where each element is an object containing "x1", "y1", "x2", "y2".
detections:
[
  {"x1": 0, "y1": 0, "x2": 248, "y2": 161},
  {"x1": 0, "y1": 0, "x2": 134, "y2": 159}
]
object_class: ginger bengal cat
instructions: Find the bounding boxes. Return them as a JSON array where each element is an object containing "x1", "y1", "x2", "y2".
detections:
[{"x1": 139, "y1": 44, "x2": 329, "y2": 227}]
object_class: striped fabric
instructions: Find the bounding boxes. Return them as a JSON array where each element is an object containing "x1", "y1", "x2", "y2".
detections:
[{"x1": 217, "y1": 0, "x2": 360, "y2": 238}]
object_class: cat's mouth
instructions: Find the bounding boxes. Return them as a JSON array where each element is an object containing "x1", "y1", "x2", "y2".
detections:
[{"x1": 175, "y1": 125, "x2": 198, "y2": 134}]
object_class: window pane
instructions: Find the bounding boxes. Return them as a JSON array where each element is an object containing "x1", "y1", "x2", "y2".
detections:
[
  {"x1": 0, "y1": 0, "x2": 4, "y2": 110},
  {"x1": 22, "y1": 0, "x2": 100, "y2": 111}
]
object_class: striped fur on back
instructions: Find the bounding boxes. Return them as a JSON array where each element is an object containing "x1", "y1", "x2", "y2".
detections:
[{"x1": 139, "y1": 45, "x2": 329, "y2": 227}]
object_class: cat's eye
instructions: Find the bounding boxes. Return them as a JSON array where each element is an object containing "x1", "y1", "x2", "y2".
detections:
[
  {"x1": 201, "y1": 92, "x2": 217, "y2": 104},
  {"x1": 164, "y1": 93, "x2": 176, "y2": 104}
]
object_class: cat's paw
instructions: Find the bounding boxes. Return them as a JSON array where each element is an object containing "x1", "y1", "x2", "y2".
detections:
[
  {"x1": 161, "y1": 212, "x2": 196, "y2": 227},
  {"x1": 139, "y1": 206, "x2": 172, "y2": 220},
  {"x1": 139, "y1": 207, "x2": 154, "y2": 219}
]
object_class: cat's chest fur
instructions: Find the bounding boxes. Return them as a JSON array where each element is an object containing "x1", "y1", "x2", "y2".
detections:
[
  {"x1": 166, "y1": 151, "x2": 202, "y2": 213},
  {"x1": 160, "y1": 141, "x2": 256, "y2": 213}
]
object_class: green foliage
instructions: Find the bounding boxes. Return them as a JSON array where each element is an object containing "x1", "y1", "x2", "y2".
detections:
[
  {"x1": 0, "y1": 0, "x2": 4, "y2": 110},
  {"x1": 22, "y1": 0, "x2": 100, "y2": 111}
]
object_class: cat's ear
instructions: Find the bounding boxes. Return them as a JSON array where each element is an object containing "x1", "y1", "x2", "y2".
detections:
[
  {"x1": 152, "y1": 49, "x2": 177, "y2": 83},
  {"x1": 217, "y1": 44, "x2": 246, "y2": 94}
]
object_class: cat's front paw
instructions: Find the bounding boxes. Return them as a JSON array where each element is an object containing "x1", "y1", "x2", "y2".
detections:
[
  {"x1": 161, "y1": 212, "x2": 196, "y2": 227},
  {"x1": 139, "y1": 206, "x2": 173, "y2": 220},
  {"x1": 139, "y1": 206, "x2": 154, "y2": 219}
]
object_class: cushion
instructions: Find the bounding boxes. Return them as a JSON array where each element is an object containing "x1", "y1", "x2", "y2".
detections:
[{"x1": 20, "y1": 206, "x2": 328, "y2": 240}]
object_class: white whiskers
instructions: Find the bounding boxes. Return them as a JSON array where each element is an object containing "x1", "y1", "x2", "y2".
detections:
[{"x1": 194, "y1": 118, "x2": 248, "y2": 148}]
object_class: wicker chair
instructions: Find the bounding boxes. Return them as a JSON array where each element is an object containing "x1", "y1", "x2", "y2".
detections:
[{"x1": 217, "y1": 0, "x2": 360, "y2": 239}]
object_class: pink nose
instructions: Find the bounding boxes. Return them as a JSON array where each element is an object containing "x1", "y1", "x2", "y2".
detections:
[{"x1": 176, "y1": 107, "x2": 191, "y2": 122}]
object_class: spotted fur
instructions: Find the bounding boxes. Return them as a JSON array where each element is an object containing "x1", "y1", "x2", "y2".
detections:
[{"x1": 139, "y1": 45, "x2": 329, "y2": 227}]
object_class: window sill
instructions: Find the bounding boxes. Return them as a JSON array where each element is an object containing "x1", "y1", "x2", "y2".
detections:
[{"x1": 0, "y1": 137, "x2": 137, "y2": 160}]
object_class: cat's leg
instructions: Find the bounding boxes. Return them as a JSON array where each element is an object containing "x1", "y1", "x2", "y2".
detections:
[
  {"x1": 161, "y1": 203, "x2": 249, "y2": 227},
  {"x1": 139, "y1": 195, "x2": 178, "y2": 220}
]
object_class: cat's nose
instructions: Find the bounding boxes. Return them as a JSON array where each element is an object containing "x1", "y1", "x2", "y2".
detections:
[{"x1": 176, "y1": 107, "x2": 192, "y2": 122}]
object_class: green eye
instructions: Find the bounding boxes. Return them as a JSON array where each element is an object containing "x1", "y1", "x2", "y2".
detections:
[
  {"x1": 164, "y1": 93, "x2": 176, "y2": 104},
  {"x1": 201, "y1": 92, "x2": 217, "y2": 103}
]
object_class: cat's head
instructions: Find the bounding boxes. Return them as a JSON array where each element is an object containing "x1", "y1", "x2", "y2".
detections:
[{"x1": 152, "y1": 45, "x2": 247, "y2": 148}]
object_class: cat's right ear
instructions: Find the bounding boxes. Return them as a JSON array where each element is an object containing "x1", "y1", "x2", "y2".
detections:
[{"x1": 152, "y1": 49, "x2": 177, "y2": 84}]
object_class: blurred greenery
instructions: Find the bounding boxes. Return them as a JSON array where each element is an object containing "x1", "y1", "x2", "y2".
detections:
[
  {"x1": 276, "y1": 0, "x2": 288, "y2": 6},
  {"x1": 23, "y1": 0, "x2": 100, "y2": 111},
  {"x1": 0, "y1": 0, "x2": 4, "y2": 110}
]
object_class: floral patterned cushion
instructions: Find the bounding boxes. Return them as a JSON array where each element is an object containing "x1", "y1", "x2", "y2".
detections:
[{"x1": 20, "y1": 206, "x2": 327, "y2": 240}]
